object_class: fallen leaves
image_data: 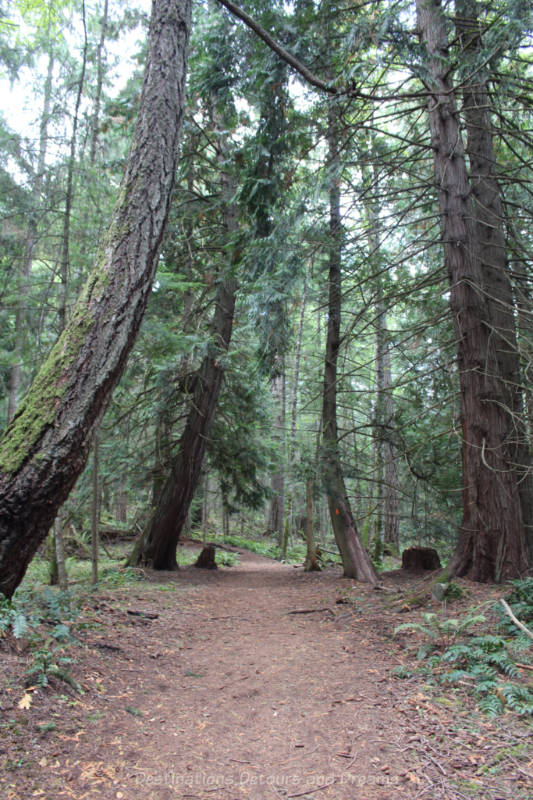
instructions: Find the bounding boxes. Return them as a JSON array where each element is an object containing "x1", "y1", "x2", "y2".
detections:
[{"x1": 17, "y1": 692, "x2": 32, "y2": 710}]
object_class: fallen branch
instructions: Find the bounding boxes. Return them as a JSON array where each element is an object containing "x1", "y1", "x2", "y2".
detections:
[
  {"x1": 287, "y1": 607, "x2": 333, "y2": 616},
  {"x1": 127, "y1": 610, "x2": 159, "y2": 620},
  {"x1": 500, "y1": 599, "x2": 533, "y2": 642}
]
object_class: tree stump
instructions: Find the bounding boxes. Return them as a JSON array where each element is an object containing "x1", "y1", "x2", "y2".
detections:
[
  {"x1": 401, "y1": 546, "x2": 441, "y2": 571},
  {"x1": 194, "y1": 545, "x2": 218, "y2": 570}
]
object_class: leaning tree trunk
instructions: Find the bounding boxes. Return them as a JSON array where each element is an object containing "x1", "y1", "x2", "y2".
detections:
[
  {"x1": 135, "y1": 274, "x2": 238, "y2": 569},
  {"x1": 417, "y1": 0, "x2": 529, "y2": 582},
  {"x1": 0, "y1": 0, "x2": 192, "y2": 598},
  {"x1": 133, "y1": 148, "x2": 239, "y2": 570},
  {"x1": 321, "y1": 98, "x2": 378, "y2": 584}
]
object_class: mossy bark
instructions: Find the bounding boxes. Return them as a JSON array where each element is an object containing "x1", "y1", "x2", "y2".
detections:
[{"x1": 0, "y1": 0, "x2": 192, "y2": 598}]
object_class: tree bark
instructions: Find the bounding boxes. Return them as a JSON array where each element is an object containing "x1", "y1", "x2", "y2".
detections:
[
  {"x1": 137, "y1": 273, "x2": 238, "y2": 569},
  {"x1": 455, "y1": 0, "x2": 533, "y2": 564},
  {"x1": 7, "y1": 51, "x2": 54, "y2": 423},
  {"x1": 284, "y1": 273, "x2": 308, "y2": 553},
  {"x1": 304, "y1": 478, "x2": 320, "y2": 571},
  {"x1": 53, "y1": 514, "x2": 68, "y2": 592},
  {"x1": 267, "y1": 372, "x2": 286, "y2": 542},
  {"x1": 58, "y1": 0, "x2": 89, "y2": 330},
  {"x1": 90, "y1": 0, "x2": 109, "y2": 164},
  {"x1": 134, "y1": 138, "x2": 239, "y2": 570},
  {"x1": 417, "y1": 0, "x2": 528, "y2": 582},
  {"x1": 91, "y1": 434, "x2": 100, "y2": 585},
  {"x1": 0, "y1": 0, "x2": 192, "y2": 598},
  {"x1": 321, "y1": 98, "x2": 378, "y2": 584}
]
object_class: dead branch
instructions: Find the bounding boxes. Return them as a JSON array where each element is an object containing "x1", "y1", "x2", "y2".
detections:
[
  {"x1": 500, "y1": 599, "x2": 533, "y2": 641},
  {"x1": 287, "y1": 607, "x2": 334, "y2": 616},
  {"x1": 127, "y1": 610, "x2": 159, "y2": 620}
]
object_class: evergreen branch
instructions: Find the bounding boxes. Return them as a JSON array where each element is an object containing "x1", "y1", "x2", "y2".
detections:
[
  {"x1": 217, "y1": 0, "x2": 430, "y2": 103},
  {"x1": 215, "y1": 0, "x2": 335, "y2": 94}
]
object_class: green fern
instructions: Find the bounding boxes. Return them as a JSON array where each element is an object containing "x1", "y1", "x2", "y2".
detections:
[
  {"x1": 500, "y1": 684, "x2": 533, "y2": 716},
  {"x1": 395, "y1": 612, "x2": 486, "y2": 649},
  {"x1": 394, "y1": 598, "x2": 532, "y2": 717},
  {"x1": 477, "y1": 693, "x2": 504, "y2": 717}
]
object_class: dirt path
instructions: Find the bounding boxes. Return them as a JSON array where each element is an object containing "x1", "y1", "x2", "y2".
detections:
[{"x1": 2, "y1": 548, "x2": 531, "y2": 799}]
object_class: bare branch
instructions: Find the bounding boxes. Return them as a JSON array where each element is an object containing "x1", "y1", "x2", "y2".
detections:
[{"x1": 500, "y1": 599, "x2": 533, "y2": 642}]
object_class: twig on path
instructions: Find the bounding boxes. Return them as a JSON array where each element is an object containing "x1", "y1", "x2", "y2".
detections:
[
  {"x1": 287, "y1": 778, "x2": 338, "y2": 798},
  {"x1": 500, "y1": 599, "x2": 533, "y2": 641},
  {"x1": 507, "y1": 756, "x2": 533, "y2": 781},
  {"x1": 425, "y1": 752, "x2": 447, "y2": 776},
  {"x1": 422, "y1": 740, "x2": 447, "y2": 776},
  {"x1": 278, "y1": 745, "x2": 320, "y2": 765},
  {"x1": 287, "y1": 608, "x2": 334, "y2": 616}
]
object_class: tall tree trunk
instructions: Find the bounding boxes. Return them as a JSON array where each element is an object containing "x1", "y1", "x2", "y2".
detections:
[
  {"x1": 283, "y1": 273, "x2": 308, "y2": 554},
  {"x1": 321, "y1": 99, "x2": 378, "y2": 584},
  {"x1": 362, "y1": 131, "x2": 400, "y2": 552},
  {"x1": 417, "y1": 0, "x2": 528, "y2": 582},
  {"x1": 455, "y1": 0, "x2": 533, "y2": 564},
  {"x1": 134, "y1": 147, "x2": 239, "y2": 570},
  {"x1": 376, "y1": 301, "x2": 400, "y2": 551},
  {"x1": 7, "y1": 51, "x2": 54, "y2": 423},
  {"x1": 304, "y1": 477, "x2": 320, "y2": 571},
  {"x1": 139, "y1": 270, "x2": 238, "y2": 568},
  {"x1": 58, "y1": 0, "x2": 89, "y2": 329},
  {"x1": 90, "y1": 0, "x2": 109, "y2": 164},
  {"x1": 383, "y1": 359, "x2": 400, "y2": 551},
  {"x1": 91, "y1": 434, "x2": 100, "y2": 585},
  {"x1": 53, "y1": 514, "x2": 68, "y2": 592},
  {"x1": 267, "y1": 371, "x2": 286, "y2": 542},
  {"x1": 0, "y1": 0, "x2": 192, "y2": 598}
]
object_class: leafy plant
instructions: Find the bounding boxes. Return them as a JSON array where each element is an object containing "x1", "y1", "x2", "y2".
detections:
[
  {"x1": 395, "y1": 611, "x2": 486, "y2": 656},
  {"x1": 216, "y1": 550, "x2": 239, "y2": 567},
  {"x1": 0, "y1": 595, "x2": 30, "y2": 639},
  {"x1": 394, "y1": 583, "x2": 533, "y2": 716},
  {"x1": 1, "y1": 588, "x2": 82, "y2": 693}
]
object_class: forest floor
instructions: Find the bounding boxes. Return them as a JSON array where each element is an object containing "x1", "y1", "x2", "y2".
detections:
[{"x1": 1, "y1": 542, "x2": 532, "y2": 800}]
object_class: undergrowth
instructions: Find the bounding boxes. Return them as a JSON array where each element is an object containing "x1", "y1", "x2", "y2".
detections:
[
  {"x1": 0, "y1": 588, "x2": 82, "y2": 692},
  {"x1": 394, "y1": 577, "x2": 533, "y2": 717},
  {"x1": 218, "y1": 533, "x2": 307, "y2": 564},
  {"x1": 2, "y1": 544, "x2": 148, "y2": 696}
]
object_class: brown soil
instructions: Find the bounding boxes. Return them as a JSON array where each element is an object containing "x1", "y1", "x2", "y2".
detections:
[{"x1": 1, "y1": 545, "x2": 531, "y2": 800}]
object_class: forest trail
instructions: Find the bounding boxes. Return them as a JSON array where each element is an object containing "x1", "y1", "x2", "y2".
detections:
[{"x1": 2, "y1": 547, "x2": 529, "y2": 800}]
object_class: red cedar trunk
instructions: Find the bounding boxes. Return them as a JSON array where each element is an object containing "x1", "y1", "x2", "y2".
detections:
[
  {"x1": 321, "y1": 99, "x2": 378, "y2": 584},
  {"x1": 0, "y1": 0, "x2": 192, "y2": 598},
  {"x1": 455, "y1": 0, "x2": 533, "y2": 564},
  {"x1": 417, "y1": 0, "x2": 528, "y2": 582}
]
